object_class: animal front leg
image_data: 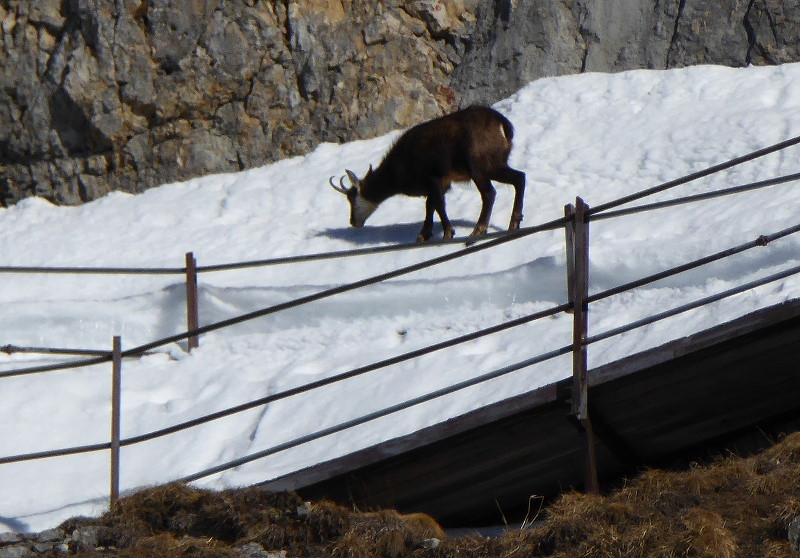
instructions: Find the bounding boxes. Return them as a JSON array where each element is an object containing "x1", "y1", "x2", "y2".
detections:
[
  {"x1": 417, "y1": 197, "x2": 436, "y2": 242},
  {"x1": 419, "y1": 194, "x2": 453, "y2": 241},
  {"x1": 437, "y1": 210, "x2": 454, "y2": 241}
]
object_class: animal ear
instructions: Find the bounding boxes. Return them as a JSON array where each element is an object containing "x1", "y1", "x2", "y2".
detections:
[{"x1": 345, "y1": 169, "x2": 360, "y2": 186}]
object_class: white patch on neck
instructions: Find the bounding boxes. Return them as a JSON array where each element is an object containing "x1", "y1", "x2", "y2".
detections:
[
  {"x1": 351, "y1": 195, "x2": 378, "y2": 227},
  {"x1": 499, "y1": 122, "x2": 506, "y2": 140}
]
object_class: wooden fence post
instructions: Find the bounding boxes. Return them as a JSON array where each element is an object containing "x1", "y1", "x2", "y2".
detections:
[
  {"x1": 110, "y1": 335, "x2": 122, "y2": 507},
  {"x1": 570, "y1": 197, "x2": 599, "y2": 494},
  {"x1": 185, "y1": 252, "x2": 199, "y2": 351},
  {"x1": 564, "y1": 204, "x2": 576, "y2": 313}
]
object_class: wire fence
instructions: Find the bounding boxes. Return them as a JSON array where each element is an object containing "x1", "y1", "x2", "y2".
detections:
[{"x1": 2, "y1": 133, "x2": 800, "y2": 504}]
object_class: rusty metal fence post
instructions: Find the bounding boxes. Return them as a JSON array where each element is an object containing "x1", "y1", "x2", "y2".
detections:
[
  {"x1": 185, "y1": 252, "x2": 199, "y2": 351},
  {"x1": 567, "y1": 197, "x2": 599, "y2": 493},
  {"x1": 564, "y1": 204, "x2": 576, "y2": 313},
  {"x1": 110, "y1": 336, "x2": 122, "y2": 506},
  {"x1": 571, "y1": 198, "x2": 589, "y2": 421}
]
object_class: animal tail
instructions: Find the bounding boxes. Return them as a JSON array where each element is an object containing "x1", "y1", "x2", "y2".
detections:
[{"x1": 500, "y1": 115, "x2": 514, "y2": 143}]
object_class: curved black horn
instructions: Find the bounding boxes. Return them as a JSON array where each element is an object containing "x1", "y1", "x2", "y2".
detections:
[
  {"x1": 345, "y1": 169, "x2": 359, "y2": 186},
  {"x1": 329, "y1": 175, "x2": 348, "y2": 194}
]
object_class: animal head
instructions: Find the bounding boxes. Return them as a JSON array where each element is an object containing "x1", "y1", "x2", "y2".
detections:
[{"x1": 329, "y1": 167, "x2": 378, "y2": 227}]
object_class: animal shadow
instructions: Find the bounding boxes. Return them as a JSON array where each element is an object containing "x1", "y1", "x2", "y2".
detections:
[{"x1": 316, "y1": 219, "x2": 501, "y2": 245}]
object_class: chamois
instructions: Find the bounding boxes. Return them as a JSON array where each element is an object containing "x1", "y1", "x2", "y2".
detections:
[{"x1": 329, "y1": 106, "x2": 526, "y2": 241}]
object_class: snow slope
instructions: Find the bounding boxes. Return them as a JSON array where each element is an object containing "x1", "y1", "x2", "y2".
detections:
[{"x1": 2, "y1": 64, "x2": 800, "y2": 533}]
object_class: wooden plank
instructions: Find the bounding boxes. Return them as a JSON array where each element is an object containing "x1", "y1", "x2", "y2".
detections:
[
  {"x1": 590, "y1": 299, "x2": 800, "y2": 387},
  {"x1": 310, "y1": 402, "x2": 572, "y2": 498},
  {"x1": 591, "y1": 324, "x2": 800, "y2": 458},
  {"x1": 263, "y1": 382, "x2": 561, "y2": 492},
  {"x1": 591, "y1": 319, "x2": 800, "y2": 421}
]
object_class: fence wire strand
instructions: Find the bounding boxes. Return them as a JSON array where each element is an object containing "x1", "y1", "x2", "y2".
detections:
[
  {"x1": 588, "y1": 133, "x2": 800, "y2": 215},
  {"x1": 591, "y1": 172, "x2": 800, "y2": 221},
  {"x1": 127, "y1": 222, "x2": 800, "y2": 447},
  {"x1": 0, "y1": 218, "x2": 557, "y2": 378},
  {"x1": 585, "y1": 222, "x2": 800, "y2": 305},
  {"x1": 179, "y1": 342, "x2": 575, "y2": 483},
  {"x1": 586, "y1": 263, "x2": 800, "y2": 346},
  {"x1": 120, "y1": 219, "x2": 562, "y2": 358},
  {"x1": 122, "y1": 301, "x2": 572, "y2": 446}
]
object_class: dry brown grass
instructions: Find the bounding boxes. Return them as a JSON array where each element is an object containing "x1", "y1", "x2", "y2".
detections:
[
  {"x1": 332, "y1": 509, "x2": 447, "y2": 558},
  {"x1": 57, "y1": 431, "x2": 800, "y2": 557},
  {"x1": 458, "y1": 431, "x2": 800, "y2": 558}
]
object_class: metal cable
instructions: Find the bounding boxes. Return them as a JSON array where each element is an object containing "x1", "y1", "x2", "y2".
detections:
[
  {"x1": 590, "y1": 172, "x2": 800, "y2": 221},
  {"x1": 7, "y1": 258, "x2": 798, "y2": 469},
  {"x1": 121, "y1": 301, "x2": 572, "y2": 446},
  {"x1": 119, "y1": 219, "x2": 561, "y2": 357},
  {"x1": 585, "y1": 223, "x2": 800, "y2": 305},
  {"x1": 4, "y1": 220, "x2": 797, "y2": 380},
  {"x1": 0, "y1": 442, "x2": 111, "y2": 465},
  {"x1": 195, "y1": 224, "x2": 565, "y2": 272},
  {"x1": 124, "y1": 222, "x2": 800, "y2": 447},
  {"x1": 179, "y1": 342, "x2": 574, "y2": 483},
  {"x1": 0, "y1": 219, "x2": 556, "y2": 378},
  {"x1": 1, "y1": 345, "x2": 111, "y2": 357},
  {"x1": 0, "y1": 265, "x2": 184, "y2": 275},
  {"x1": 0, "y1": 354, "x2": 111, "y2": 379},
  {"x1": 588, "y1": 134, "x2": 800, "y2": 215},
  {"x1": 179, "y1": 261, "x2": 800, "y2": 483},
  {"x1": 586, "y1": 263, "x2": 800, "y2": 346}
]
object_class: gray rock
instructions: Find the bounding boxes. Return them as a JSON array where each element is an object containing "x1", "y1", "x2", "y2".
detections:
[
  {"x1": 789, "y1": 514, "x2": 800, "y2": 554},
  {"x1": 30, "y1": 542, "x2": 53, "y2": 553},
  {"x1": 0, "y1": 547, "x2": 34, "y2": 558},
  {"x1": 420, "y1": 537, "x2": 441, "y2": 549},
  {"x1": 451, "y1": 0, "x2": 799, "y2": 105},
  {"x1": 2, "y1": 0, "x2": 800, "y2": 207},
  {"x1": 34, "y1": 528, "x2": 64, "y2": 543},
  {"x1": 236, "y1": 542, "x2": 286, "y2": 558},
  {"x1": 72, "y1": 526, "x2": 101, "y2": 550}
]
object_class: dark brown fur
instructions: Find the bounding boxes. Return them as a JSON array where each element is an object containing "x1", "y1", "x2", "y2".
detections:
[{"x1": 335, "y1": 106, "x2": 526, "y2": 241}]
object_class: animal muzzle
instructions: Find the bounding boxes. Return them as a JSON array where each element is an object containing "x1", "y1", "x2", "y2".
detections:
[{"x1": 350, "y1": 196, "x2": 377, "y2": 228}]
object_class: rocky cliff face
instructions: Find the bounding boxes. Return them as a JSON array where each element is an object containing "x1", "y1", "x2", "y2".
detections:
[
  {"x1": 451, "y1": 0, "x2": 800, "y2": 105},
  {"x1": 1, "y1": 0, "x2": 798, "y2": 206}
]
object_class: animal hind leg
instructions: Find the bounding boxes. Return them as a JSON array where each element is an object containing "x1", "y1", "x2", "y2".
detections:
[
  {"x1": 493, "y1": 166, "x2": 526, "y2": 230},
  {"x1": 471, "y1": 176, "x2": 496, "y2": 236}
]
